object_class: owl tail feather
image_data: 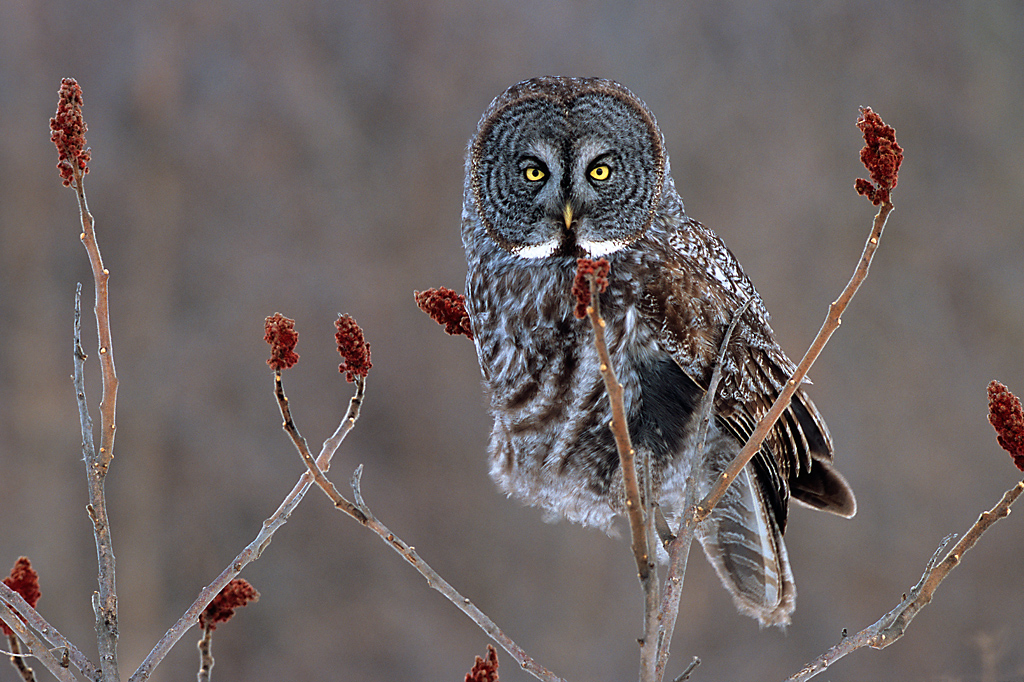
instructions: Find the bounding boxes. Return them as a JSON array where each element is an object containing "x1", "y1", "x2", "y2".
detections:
[{"x1": 695, "y1": 464, "x2": 795, "y2": 627}]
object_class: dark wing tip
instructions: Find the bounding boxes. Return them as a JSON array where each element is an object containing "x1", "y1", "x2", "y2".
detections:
[{"x1": 790, "y1": 457, "x2": 857, "y2": 518}]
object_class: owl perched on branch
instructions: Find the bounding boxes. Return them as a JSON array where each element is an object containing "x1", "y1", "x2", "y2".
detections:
[{"x1": 461, "y1": 77, "x2": 855, "y2": 626}]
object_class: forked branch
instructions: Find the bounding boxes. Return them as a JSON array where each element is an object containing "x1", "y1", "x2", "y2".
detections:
[
  {"x1": 0, "y1": 604, "x2": 75, "y2": 682},
  {"x1": 787, "y1": 480, "x2": 1024, "y2": 681},
  {"x1": 52, "y1": 77, "x2": 120, "y2": 682},
  {"x1": 128, "y1": 381, "x2": 365, "y2": 682},
  {"x1": 0, "y1": 580, "x2": 98, "y2": 680},
  {"x1": 272, "y1": 364, "x2": 567, "y2": 682}
]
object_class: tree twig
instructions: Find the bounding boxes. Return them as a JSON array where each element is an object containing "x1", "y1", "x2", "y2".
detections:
[
  {"x1": 275, "y1": 376, "x2": 567, "y2": 682},
  {"x1": 585, "y1": 276, "x2": 650, "y2": 579},
  {"x1": 0, "y1": 581, "x2": 99, "y2": 680},
  {"x1": 654, "y1": 298, "x2": 750, "y2": 679},
  {"x1": 672, "y1": 656, "x2": 701, "y2": 682},
  {"x1": 128, "y1": 381, "x2": 365, "y2": 682},
  {"x1": 4, "y1": 634, "x2": 36, "y2": 682},
  {"x1": 72, "y1": 211, "x2": 120, "y2": 682},
  {"x1": 787, "y1": 480, "x2": 1024, "y2": 681},
  {"x1": 196, "y1": 625, "x2": 214, "y2": 682},
  {"x1": 0, "y1": 600, "x2": 75, "y2": 682},
  {"x1": 273, "y1": 372, "x2": 368, "y2": 523},
  {"x1": 693, "y1": 297, "x2": 752, "y2": 456},
  {"x1": 654, "y1": 524, "x2": 695, "y2": 680},
  {"x1": 583, "y1": 273, "x2": 661, "y2": 681},
  {"x1": 693, "y1": 200, "x2": 892, "y2": 527}
]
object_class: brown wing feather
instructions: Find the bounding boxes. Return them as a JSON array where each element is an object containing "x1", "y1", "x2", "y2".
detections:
[{"x1": 643, "y1": 215, "x2": 856, "y2": 525}]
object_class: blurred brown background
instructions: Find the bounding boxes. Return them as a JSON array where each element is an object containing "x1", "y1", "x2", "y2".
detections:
[{"x1": 2, "y1": 1, "x2": 1023, "y2": 681}]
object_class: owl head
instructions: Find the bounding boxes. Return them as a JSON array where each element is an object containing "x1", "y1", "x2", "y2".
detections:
[{"x1": 468, "y1": 77, "x2": 667, "y2": 259}]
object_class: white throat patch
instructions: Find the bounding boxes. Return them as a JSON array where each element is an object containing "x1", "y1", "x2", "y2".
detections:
[
  {"x1": 511, "y1": 239, "x2": 562, "y2": 259},
  {"x1": 577, "y1": 237, "x2": 630, "y2": 257},
  {"x1": 510, "y1": 236, "x2": 631, "y2": 259}
]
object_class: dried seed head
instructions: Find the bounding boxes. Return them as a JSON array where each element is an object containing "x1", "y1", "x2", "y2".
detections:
[
  {"x1": 464, "y1": 644, "x2": 499, "y2": 682},
  {"x1": 988, "y1": 380, "x2": 1024, "y2": 472},
  {"x1": 50, "y1": 78, "x2": 91, "y2": 187},
  {"x1": 336, "y1": 314, "x2": 372, "y2": 382},
  {"x1": 2, "y1": 557, "x2": 41, "y2": 636},
  {"x1": 415, "y1": 287, "x2": 474, "y2": 340},
  {"x1": 264, "y1": 313, "x2": 299, "y2": 371},
  {"x1": 572, "y1": 257, "x2": 610, "y2": 319},
  {"x1": 854, "y1": 107, "x2": 902, "y2": 205},
  {"x1": 199, "y1": 579, "x2": 259, "y2": 630}
]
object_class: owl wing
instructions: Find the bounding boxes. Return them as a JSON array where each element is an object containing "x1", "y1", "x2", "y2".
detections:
[
  {"x1": 725, "y1": 340, "x2": 857, "y2": 520},
  {"x1": 644, "y1": 217, "x2": 857, "y2": 530}
]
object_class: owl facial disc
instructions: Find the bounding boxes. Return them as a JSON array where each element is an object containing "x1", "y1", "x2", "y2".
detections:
[{"x1": 469, "y1": 78, "x2": 665, "y2": 259}]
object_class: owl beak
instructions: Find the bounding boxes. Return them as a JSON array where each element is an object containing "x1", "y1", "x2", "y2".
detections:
[{"x1": 562, "y1": 203, "x2": 574, "y2": 231}]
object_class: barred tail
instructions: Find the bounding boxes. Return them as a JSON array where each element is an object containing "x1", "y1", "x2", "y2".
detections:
[{"x1": 696, "y1": 463, "x2": 795, "y2": 627}]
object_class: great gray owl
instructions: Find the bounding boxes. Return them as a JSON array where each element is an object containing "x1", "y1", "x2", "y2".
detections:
[{"x1": 461, "y1": 76, "x2": 856, "y2": 626}]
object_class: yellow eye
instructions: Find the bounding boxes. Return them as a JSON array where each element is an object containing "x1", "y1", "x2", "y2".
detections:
[
  {"x1": 589, "y1": 164, "x2": 611, "y2": 181},
  {"x1": 524, "y1": 166, "x2": 546, "y2": 182}
]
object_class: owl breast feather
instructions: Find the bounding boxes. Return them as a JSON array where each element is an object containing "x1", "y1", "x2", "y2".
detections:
[{"x1": 466, "y1": 246, "x2": 708, "y2": 528}]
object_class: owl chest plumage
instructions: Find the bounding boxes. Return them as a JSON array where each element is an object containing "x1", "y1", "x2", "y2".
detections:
[{"x1": 465, "y1": 240, "x2": 717, "y2": 528}]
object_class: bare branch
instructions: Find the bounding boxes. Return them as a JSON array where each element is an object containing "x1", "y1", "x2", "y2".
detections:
[
  {"x1": 277, "y1": 376, "x2": 567, "y2": 682},
  {"x1": 0, "y1": 581, "x2": 99, "y2": 680},
  {"x1": 128, "y1": 380, "x2": 365, "y2": 682},
  {"x1": 0, "y1": 601, "x2": 76, "y2": 682},
  {"x1": 4, "y1": 634, "x2": 36, "y2": 682},
  {"x1": 582, "y1": 271, "x2": 661, "y2": 681},
  {"x1": 196, "y1": 626, "x2": 214, "y2": 682},
  {"x1": 655, "y1": 299, "x2": 750, "y2": 678},
  {"x1": 787, "y1": 480, "x2": 1024, "y2": 681},
  {"x1": 672, "y1": 656, "x2": 701, "y2": 682},
  {"x1": 694, "y1": 200, "x2": 892, "y2": 527},
  {"x1": 72, "y1": 201, "x2": 120, "y2": 681},
  {"x1": 693, "y1": 106, "x2": 902, "y2": 527},
  {"x1": 274, "y1": 372, "x2": 368, "y2": 522},
  {"x1": 693, "y1": 297, "x2": 753, "y2": 455},
  {"x1": 74, "y1": 168, "x2": 118, "y2": 472},
  {"x1": 584, "y1": 274, "x2": 650, "y2": 578},
  {"x1": 357, "y1": 489, "x2": 566, "y2": 682},
  {"x1": 4, "y1": 633, "x2": 37, "y2": 682},
  {"x1": 56, "y1": 76, "x2": 121, "y2": 681}
]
